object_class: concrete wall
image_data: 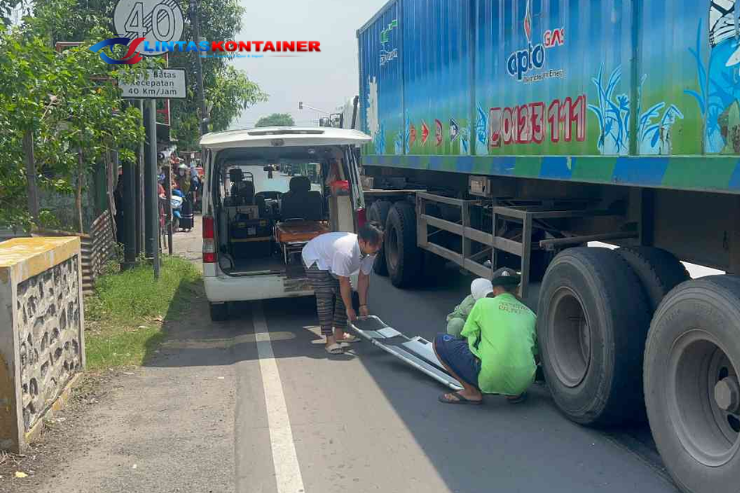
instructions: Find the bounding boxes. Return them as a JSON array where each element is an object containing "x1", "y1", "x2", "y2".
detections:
[{"x1": 0, "y1": 237, "x2": 85, "y2": 452}]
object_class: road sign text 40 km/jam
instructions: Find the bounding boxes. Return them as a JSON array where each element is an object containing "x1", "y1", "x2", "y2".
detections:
[{"x1": 119, "y1": 69, "x2": 187, "y2": 99}]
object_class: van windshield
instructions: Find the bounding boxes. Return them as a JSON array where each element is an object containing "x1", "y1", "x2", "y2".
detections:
[{"x1": 224, "y1": 163, "x2": 322, "y2": 195}]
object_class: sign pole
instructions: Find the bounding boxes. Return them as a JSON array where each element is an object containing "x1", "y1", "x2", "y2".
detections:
[
  {"x1": 113, "y1": 0, "x2": 186, "y2": 279},
  {"x1": 143, "y1": 99, "x2": 160, "y2": 279},
  {"x1": 135, "y1": 99, "x2": 145, "y2": 258}
]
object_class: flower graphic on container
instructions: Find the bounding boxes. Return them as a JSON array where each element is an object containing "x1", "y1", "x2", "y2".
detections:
[{"x1": 589, "y1": 65, "x2": 683, "y2": 155}]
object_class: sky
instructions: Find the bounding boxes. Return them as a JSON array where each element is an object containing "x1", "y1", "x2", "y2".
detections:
[{"x1": 229, "y1": 0, "x2": 389, "y2": 129}]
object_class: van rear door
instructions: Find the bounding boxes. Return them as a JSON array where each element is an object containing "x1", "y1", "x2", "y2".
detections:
[{"x1": 344, "y1": 145, "x2": 366, "y2": 222}]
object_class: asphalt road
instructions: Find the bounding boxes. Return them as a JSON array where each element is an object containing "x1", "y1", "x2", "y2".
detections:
[
  {"x1": 21, "y1": 221, "x2": 684, "y2": 493},
  {"x1": 171, "y1": 216, "x2": 679, "y2": 492},
  {"x1": 221, "y1": 271, "x2": 679, "y2": 493}
]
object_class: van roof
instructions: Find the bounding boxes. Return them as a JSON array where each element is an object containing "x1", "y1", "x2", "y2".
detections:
[{"x1": 200, "y1": 127, "x2": 372, "y2": 150}]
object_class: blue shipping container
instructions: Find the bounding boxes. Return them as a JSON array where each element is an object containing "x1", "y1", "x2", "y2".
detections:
[{"x1": 358, "y1": 0, "x2": 740, "y2": 193}]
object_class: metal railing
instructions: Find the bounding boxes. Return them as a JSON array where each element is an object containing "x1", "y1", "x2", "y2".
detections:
[{"x1": 416, "y1": 192, "x2": 628, "y2": 298}]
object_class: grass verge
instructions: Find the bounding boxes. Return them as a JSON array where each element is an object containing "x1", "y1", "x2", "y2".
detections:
[{"x1": 84, "y1": 256, "x2": 201, "y2": 370}]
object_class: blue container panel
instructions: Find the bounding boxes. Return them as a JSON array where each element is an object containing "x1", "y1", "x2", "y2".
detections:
[
  {"x1": 403, "y1": 0, "x2": 473, "y2": 156},
  {"x1": 359, "y1": 1, "x2": 403, "y2": 156},
  {"x1": 359, "y1": 0, "x2": 740, "y2": 160}
]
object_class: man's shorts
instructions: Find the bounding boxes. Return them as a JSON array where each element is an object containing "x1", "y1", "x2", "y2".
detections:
[{"x1": 434, "y1": 334, "x2": 481, "y2": 388}]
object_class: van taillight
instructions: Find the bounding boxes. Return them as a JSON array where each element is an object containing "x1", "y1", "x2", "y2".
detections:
[
  {"x1": 203, "y1": 215, "x2": 216, "y2": 263},
  {"x1": 357, "y1": 207, "x2": 367, "y2": 229}
]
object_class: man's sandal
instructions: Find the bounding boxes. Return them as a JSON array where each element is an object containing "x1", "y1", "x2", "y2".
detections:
[
  {"x1": 505, "y1": 392, "x2": 528, "y2": 404},
  {"x1": 337, "y1": 334, "x2": 360, "y2": 343},
  {"x1": 438, "y1": 392, "x2": 483, "y2": 405},
  {"x1": 325, "y1": 343, "x2": 345, "y2": 354}
]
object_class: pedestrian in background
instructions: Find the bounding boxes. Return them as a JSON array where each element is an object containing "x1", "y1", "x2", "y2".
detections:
[{"x1": 176, "y1": 163, "x2": 191, "y2": 195}]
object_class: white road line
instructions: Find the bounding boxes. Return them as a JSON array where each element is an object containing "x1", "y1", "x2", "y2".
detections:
[{"x1": 252, "y1": 301, "x2": 306, "y2": 493}]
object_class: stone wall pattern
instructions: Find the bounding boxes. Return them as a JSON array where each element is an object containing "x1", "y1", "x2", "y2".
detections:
[{"x1": 17, "y1": 256, "x2": 82, "y2": 432}]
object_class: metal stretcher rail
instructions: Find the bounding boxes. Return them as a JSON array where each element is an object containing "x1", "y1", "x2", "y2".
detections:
[{"x1": 348, "y1": 316, "x2": 463, "y2": 391}]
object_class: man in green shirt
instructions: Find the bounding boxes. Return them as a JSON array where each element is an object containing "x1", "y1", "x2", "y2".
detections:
[{"x1": 433, "y1": 268, "x2": 538, "y2": 405}]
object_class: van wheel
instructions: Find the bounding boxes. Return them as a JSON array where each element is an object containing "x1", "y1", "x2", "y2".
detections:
[
  {"x1": 537, "y1": 247, "x2": 651, "y2": 426},
  {"x1": 385, "y1": 202, "x2": 422, "y2": 288},
  {"x1": 645, "y1": 276, "x2": 740, "y2": 493},
  {"x1": 368, "y1": 200, "x2": 392, "y2": 276},
  {"x1": 209, "y1": 302, "x2": 228, "y2": 322}
]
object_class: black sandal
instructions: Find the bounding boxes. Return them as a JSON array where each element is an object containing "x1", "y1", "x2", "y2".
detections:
[
  {"x1": 438, "y1": 392, "x2": 483, "y2": 405},
  {"x1": 505, "y1": 392, "x2": 528, "y2": 404}
]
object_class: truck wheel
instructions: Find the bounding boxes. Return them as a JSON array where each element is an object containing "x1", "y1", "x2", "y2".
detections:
[
  {"x1": 645, "y1": 276, "x2": 740, "y2": 493},
  {"x1": 368, "y1": 200, "x2": 392, "y2": 276},
  {"x1": 209, "y1": 302, "x2": 228, "y2": 322},
  {"x1": 537, "y1": 247, "x2": 651, "y2": 426},
  {"x1": 385, "y1": 202, "x2": 422, "y2": 288},
  {"x1": 617, "y1": 247, "x2": 689, "y2": 313}
]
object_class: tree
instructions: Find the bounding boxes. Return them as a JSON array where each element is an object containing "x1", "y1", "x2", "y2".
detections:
[
  {"x1": 13, "y1": 0, "x2": 268, "y2": 148},
  {"x1": 255, "y1": 113, "x2": 295, "y2": 128},
  {"x1": 166, "y1": 0, "x2": 266, "y2": 146},
  {"x1": 0, "y1": 0, "x2": 262, "y2": 229},
  {"x1": 0, "y1": 4, "x2": 145, "y2": 230}
]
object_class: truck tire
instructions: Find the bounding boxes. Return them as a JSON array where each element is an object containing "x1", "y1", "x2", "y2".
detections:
[
  {"x1": 385, "y1": 202, "x2": 422, "y2": 288},
  {"x1": 645, "y1": 276, "x2": 740, "y2": 493},
  {"x1": 209, "y1": 302, "x2": 228, "y2": 322},
  {"x1": 617, "y1": 247, "x2": 690, "y2": 313},
  {"x1": 537, "y1": 247, "x2": 651, "y2": 426},
  {"x1": 368, "y1": 200, "x2": 392, "y2": 276}
]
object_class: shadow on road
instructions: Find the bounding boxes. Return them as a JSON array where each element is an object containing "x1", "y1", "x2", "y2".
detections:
[{"x1": 141, "y1": 260, "x2": 676, "y2": 493}]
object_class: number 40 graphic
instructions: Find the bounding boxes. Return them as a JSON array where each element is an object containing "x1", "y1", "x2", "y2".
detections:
[{"x1": 113, "y1": 0, "x2": 185, "y2": 56}]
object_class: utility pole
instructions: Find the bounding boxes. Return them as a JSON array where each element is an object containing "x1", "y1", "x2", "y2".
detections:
[
  {"x1": 190, "y1": 0, "x2": 209, "y2": 136},
  {"x1": 143, "y1": 100, "x2": 160, "y2": 279}
]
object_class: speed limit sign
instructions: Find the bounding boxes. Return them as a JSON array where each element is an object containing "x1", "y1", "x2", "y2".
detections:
[{"x1": 113, "y1": 0, "x2": 185, "y2": 56}]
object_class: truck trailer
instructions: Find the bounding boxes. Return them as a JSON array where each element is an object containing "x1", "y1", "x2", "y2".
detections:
[{"x1": 356, "y1": 1, "x2": 740, "y2": 492}]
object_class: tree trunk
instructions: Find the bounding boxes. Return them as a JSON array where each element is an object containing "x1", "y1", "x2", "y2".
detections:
[
  {"x1": 23, "y1": 130, "x2": 39, "y2": 225},
  {"x1": 76, "y1": 149, "x2": 84, "y2": 234}
]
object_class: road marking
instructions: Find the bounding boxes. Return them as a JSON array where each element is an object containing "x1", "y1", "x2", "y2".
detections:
[{"x1": 253, "y1": 301, "x2": 306, "y2": 493}]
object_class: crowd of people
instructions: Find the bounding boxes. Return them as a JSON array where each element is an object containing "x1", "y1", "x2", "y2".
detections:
[
  {"x1": 113, "y1": 152, "x2": 204, "y2": 242},
  {"x1": 301, "y1": 226, "x2": 539, "y2": 405},
  {"x1": 156, "y1": 153, "x2": 202, "y2": 232}
]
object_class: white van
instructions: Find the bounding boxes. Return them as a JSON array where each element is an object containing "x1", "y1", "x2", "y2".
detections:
[{"x1": 200, "y1": 127, "x2": 371, "y2": 321}]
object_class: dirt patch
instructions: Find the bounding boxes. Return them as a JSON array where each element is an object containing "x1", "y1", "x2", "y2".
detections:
[{"x1": 0, "y1": 371, "x2": 117, "y2": 493}]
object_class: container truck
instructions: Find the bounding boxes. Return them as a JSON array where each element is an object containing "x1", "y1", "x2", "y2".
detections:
[{"x1": 356, "y1": 1, "x2": 740, "y2": 492}]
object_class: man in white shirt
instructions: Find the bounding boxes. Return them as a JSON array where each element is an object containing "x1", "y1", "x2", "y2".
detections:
[{"x1": 302, "y1": 222, "x2": 384, "y2": 354}]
